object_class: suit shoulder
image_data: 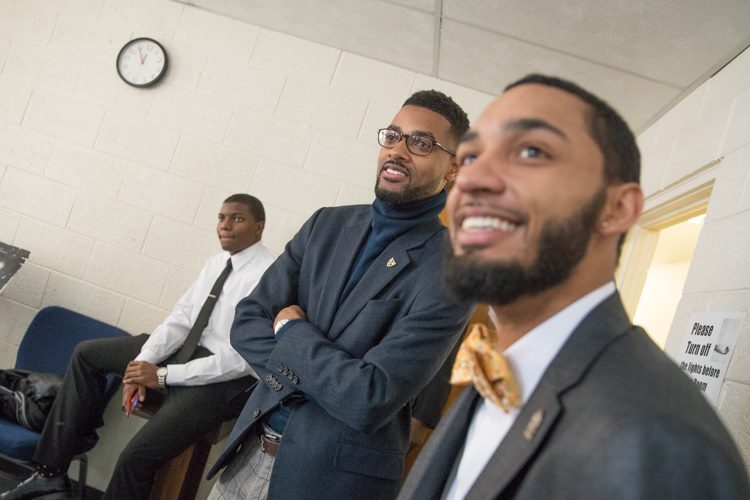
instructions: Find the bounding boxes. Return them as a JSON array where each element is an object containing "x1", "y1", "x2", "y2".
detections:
[
  {"x1": 315, "y1": 204, "x2": 369, "y2": 219},
  {"x1": 568, "y1": 329, "x2": 736, "y2": 443}
]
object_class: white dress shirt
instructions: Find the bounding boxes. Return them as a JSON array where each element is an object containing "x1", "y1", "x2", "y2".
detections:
[
  {"x1": 135, "y1": 242, "x2": 275, "y2": 386},
  {"x1": 444, "y1": 282, "x2": 616, "y2": 500}
]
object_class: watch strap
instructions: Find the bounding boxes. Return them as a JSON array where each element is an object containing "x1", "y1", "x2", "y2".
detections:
[
  {"x1": 274, "y1": 319, "x2": 291, "y2": 335},
  {"x1": 157, "y1": 367, "x2": 168, "y2": 388}
]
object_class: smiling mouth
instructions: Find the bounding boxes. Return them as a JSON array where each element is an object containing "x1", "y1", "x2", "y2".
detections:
[
  {"x1": 380, "y1": 162, "x2": 409, "y2": 180},
  {"x1": 461, "y1": 216, "x2": 518, "y2": 232}
]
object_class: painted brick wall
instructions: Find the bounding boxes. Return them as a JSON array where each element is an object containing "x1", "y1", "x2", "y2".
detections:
[{"x1": 0, "y1": 0, "x2": 493, "y2": 494}]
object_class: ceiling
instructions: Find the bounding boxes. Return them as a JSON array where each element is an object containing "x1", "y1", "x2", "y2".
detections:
[{"x1": 176, "y1": 0, "x2": 750, "y2": 132}]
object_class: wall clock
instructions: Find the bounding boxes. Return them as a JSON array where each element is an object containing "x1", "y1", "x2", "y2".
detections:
[{"x1": 116, "y1": 37, "x2": 168, "y2": 87}]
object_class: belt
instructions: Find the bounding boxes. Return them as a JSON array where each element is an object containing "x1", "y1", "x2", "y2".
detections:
[{"x1": 259, "y1": 431, "x2": 280, "y2": 457}]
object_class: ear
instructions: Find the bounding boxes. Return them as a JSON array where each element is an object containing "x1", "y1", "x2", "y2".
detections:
[
  {"x1": 597, "y1": 182, "x2": 643, "y2": 236},
  {"x1": 444, "y1": 156, "x2": 458, "y2": 183},
  {"x1": 256, "y1": 220, "x2": 265, "y2": 236}
]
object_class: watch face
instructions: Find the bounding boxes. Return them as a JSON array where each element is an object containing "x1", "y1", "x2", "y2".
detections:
[{"x1": 116, "y1": 37, "x2": 168, "y2": 87}]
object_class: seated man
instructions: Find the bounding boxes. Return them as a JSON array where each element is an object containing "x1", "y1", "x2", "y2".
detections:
[{"x1": 1, "y1": 194, "x2": 276, "y2": 500}]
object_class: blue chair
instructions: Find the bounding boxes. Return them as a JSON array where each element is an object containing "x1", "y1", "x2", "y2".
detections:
[{"x1": 0, "y1": 306, "x2": 129, "y2": 498}]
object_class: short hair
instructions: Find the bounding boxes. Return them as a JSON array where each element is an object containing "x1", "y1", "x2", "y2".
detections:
[
  {"x1": 223, "y1": 193, "x2": 265, "y2": 222},
  {"x1": 403, "y1": 90, "x2": 470, "y2": 145},
  {"x1": 504, "y1": 74, "x2": 640, "y2": 186}
]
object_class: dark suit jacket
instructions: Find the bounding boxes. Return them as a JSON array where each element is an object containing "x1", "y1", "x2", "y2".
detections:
[
  {"x1": 207, "y1": 204, "x2": 472, "y2": 499},
  {"x1": 399, "y1": 293, "x2": 750, "y2": 500}
]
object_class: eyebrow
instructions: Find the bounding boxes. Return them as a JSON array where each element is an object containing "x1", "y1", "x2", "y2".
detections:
[
  {"x1": 388, "y1": 125, "x2": 436, "y2": 140},
  {"x1": 458, "y1": 130, "x2": 479, "y2": 145},
  {"x1": 504, "y1": 118, "x2": 568, "y2": 140}
]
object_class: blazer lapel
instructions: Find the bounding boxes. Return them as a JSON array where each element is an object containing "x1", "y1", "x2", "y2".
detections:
[
  {"x1": 402, "y1": 387, "x2": 481, "y2": 500},
  {"x1": 312, "y1": 208, "x2": 371, "y2": 333},
  {"x1": 328, "y1": 217, "x2": 443, "y2": 340},
  {"x1": 466, "y1": 293, "x2": 633, "y2": 499},
  {"x1": 466, "y1": 385, "x2": 561, "y2": 500}
]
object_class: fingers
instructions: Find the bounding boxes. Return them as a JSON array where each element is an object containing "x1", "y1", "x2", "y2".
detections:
[{"x1": 122, "y1": 383, "x2": 137, "y2": 411}]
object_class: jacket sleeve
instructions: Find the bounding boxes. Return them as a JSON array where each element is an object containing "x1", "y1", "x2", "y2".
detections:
[
  {"x1": 229, "y1": 209, "x2": 321, "y2": 382},
  {"x1": 266, "y1": 251, "x2": 471, "y2": 434},
  {"x1": 571, "y1": 416, "x2": 750, "y2": 500},
  {"x1": 411, "y1": 332, "x2": 463, "y2": 429}
]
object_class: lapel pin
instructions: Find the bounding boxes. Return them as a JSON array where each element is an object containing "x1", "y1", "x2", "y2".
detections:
[
  {"x1": 523, "y1": 408, "x2": 544, "y2": 441},
  {"x1": 386, "y1": 258, "x2": 396, "y2": 268}
]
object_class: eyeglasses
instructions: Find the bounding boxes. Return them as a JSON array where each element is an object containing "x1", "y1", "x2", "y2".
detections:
[{"x1": 377, "y1": 128, "x2": 455, "y2": 156}]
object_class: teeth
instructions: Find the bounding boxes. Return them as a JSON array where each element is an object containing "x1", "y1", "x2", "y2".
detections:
[
  {"x1": 462, "y1": 216, "x2": 517, "y2": 232},
  {"x1": 385, "y1": 167, "x2": 406, "y2": 176}
]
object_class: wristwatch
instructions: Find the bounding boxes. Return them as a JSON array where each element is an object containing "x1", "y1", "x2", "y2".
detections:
[
  {"x1": 274, "y1": 319, "x2": 291, "y2": 335},
  {"x1": 156, "y1": 367, "x2": 168, "y2": 388}
]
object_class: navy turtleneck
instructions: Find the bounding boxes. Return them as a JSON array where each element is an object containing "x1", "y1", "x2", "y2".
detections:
[{"x1": 341, "y1": 190, "x2": 447, "y2": 300}]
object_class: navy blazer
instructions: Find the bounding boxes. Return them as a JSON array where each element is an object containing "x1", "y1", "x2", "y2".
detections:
[
  {"x1": 208, "y1": 205, "x2": 472, "y2": 500},
  {"x1": 399, "y1": 293, "x2": 750, "y2": 499}
]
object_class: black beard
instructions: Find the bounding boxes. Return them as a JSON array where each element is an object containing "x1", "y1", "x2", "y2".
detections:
[
  {"x1": 442, "y1": 188, "x2": 606, "y2": 305},
  {"x1": 374, "y1": 173, "x2": 443, "y2": 205}
]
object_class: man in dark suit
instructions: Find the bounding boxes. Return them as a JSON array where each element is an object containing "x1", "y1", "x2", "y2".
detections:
[
  {"x1": 206, "y1": 90, "x2": 474, "y2": 500},
  {"x1": 399, "y1": 75, "x2": 750, "y2": 500}
]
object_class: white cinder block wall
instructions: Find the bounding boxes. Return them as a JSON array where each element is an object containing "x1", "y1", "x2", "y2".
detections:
[
  {"x1": 0, "y1": 0, "x2": 493, "y2": 494},
  {"x1": 3, "y1": 0, "x2": 749, "y2": 493},
  {"x1": 642, "y1": 47, "x2": 750, "y2": 475}
]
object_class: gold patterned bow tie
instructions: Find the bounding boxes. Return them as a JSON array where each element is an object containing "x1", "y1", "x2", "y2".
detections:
[{"x1": 451, "y1": 323, "x2": 521, "y2": 413}]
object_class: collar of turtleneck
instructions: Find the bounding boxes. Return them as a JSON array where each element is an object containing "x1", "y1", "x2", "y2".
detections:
[
  {"x1": 341, "y1": 190, "x2": 446, "y2": 302},
  {"x1": 370, "y1": 190, "x2": 446, "y2": 237}
]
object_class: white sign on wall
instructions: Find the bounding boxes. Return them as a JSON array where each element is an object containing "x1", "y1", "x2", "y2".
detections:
[{"x1": 672, "y1": 311, "x2": 745, "y2": 406}]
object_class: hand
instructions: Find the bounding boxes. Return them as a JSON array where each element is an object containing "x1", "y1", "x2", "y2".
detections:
[
  {"x1": 409, "y1": 417, "x2": 431, "y2": 451},
  {"x1": 122, "y1": 382, "x2": 146, "y2": 415},
  {"x1": 274, "y1": 305, "x2": 306, "y2": 329},
  {"x1": 123, "y1": 360, "x2": 160, "y2": 389}
]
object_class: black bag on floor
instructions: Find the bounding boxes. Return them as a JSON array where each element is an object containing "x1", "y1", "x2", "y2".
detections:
[{"x1": 0, "y1": 369, "x2": 63, "y2": 431}]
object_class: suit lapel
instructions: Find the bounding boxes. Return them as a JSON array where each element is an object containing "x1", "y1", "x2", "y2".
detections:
[
  {"x1": 403, "y1": 387, "x2": 480, "y2": 500},
  {"x1": 312, "y1": 208, "x2": 371, "y2": 333},
  {"x1": 328, "y1": 217, "x2": 443, "y2": 340},
  {"x1": 466, "y1": 385, "x2": 561, "y2": 499},
  {"x1": 467, "y1": 293, "x2": 633, "y2": 499}
]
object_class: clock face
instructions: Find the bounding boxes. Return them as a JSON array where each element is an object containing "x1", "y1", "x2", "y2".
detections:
[{"x1": 116, "y1": 37, "x2": 168, "y2": 87}]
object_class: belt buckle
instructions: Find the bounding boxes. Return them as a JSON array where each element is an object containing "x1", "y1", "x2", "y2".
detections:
[{"x1": 260, "y1": 432, "x2": 280, "y2": 454}]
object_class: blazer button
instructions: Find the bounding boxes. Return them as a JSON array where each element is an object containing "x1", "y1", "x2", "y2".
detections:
[{"x1": 252, "y1": 408, "x2": 260, "y2": 418}]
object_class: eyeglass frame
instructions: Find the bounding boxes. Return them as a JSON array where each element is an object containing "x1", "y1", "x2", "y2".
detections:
[{"x1": 377, "y1": 128, "x2": 456, "y2": 156}]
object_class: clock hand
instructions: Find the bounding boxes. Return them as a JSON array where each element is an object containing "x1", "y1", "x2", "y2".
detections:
[{"x1": 138, "y1": 46, "x2": 144, "y2": 64}]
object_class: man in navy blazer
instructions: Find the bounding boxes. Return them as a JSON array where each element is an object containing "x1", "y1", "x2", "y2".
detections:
[
  {"x1": 207, "y1": 90, "x2": 473, "y2": 500},
  {"x1": 398, "y1": 75, "x2": 750, "y2": 499}
]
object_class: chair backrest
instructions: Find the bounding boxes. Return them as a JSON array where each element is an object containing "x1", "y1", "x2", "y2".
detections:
[{"x1": 15, "y1": 306, "x2": 129, "y2": 375}]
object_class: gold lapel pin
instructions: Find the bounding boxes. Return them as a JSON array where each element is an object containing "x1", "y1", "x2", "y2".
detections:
[
  {"x1": 386, "y1": 258, "x2": 396, "y2": 268},
  {"x1": 523, "y1": 408, "x2": 544, "y2": 441}
]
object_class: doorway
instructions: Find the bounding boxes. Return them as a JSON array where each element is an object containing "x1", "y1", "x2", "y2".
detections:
[{"x1": 617, "y1": 180, "x2": 714, "y2": 348}]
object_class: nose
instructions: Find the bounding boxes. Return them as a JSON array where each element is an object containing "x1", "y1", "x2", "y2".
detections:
[
  {"x1": 454, "y1": 154, "x2": 506, "y2": 194},
  {"x1": 219, "y1": 218, "x2": 232, "y2": 231},
  {"x1": 388, "y1": 135, "x2": 411, "y2": 159}
]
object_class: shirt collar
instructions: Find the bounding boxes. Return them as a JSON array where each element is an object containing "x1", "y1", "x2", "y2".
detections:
[
  {"x1": 500, "y1": 281, "x2": 616, "y2": 404},
  {"x1": 225, "y1": 241, "x2": 267, "y2": 271}
]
